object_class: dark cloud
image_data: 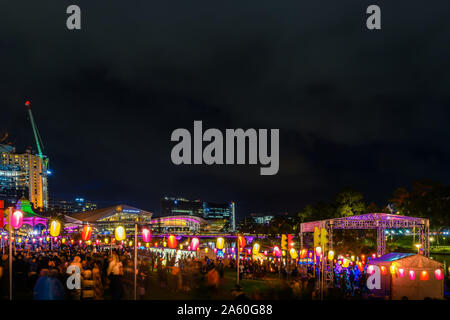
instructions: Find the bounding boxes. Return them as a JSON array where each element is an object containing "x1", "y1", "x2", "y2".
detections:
[{"x1": 1, "y1": 1, "x2": 449, "y2": 220}]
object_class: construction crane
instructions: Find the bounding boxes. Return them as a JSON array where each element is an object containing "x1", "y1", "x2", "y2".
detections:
[
  {"x1": 25, "y1": 100, "x2": 51, "y2": 210},
  {"x1": 25, "y1": 100, "x2": 50, "y2": 174}
]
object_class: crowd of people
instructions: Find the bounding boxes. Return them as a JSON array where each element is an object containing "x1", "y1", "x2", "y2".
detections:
[{"x1": 0, "y1": 245, "x2": 448, "y2": 300}]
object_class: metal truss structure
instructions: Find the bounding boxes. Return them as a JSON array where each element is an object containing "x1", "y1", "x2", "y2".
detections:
[{"x1": 299, "y1": 213, "x2": 430, "y2": 257}]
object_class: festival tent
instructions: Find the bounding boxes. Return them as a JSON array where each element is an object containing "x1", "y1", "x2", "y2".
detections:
[{"x1": 367, "y1": 253, "x2": 444, "y2": 300}]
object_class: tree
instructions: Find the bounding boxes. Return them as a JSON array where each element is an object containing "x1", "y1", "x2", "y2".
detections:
[
  {"x1": 366, "y1": 202, "x2": 379, "y2": 213},
  {"x1": 335, "y1": 189, "x2": 366, "y2": 217},
  {"x1": 388, "y1": 180, "x2": 450, "y2": 231}
]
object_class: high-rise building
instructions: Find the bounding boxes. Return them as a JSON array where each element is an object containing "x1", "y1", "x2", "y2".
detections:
[
  {"x1": 161, "y1": 197, "x2": 236, "y2": 232},
  {"x1": 0, "y1": 145, "x2": 48, "y2": 209},
  {"x1": 49, "y1": 197, "x2": 98, "y2": 215}
]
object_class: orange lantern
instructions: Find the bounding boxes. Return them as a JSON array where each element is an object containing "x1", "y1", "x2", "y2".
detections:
[
  {"x1": 238, "y1": 236, "x2": 246, "y2": 248},
  {"x1": 81, "y1": 225, "x2": 92, "y2": 241},
  {"x1": 168, "y1": 235, "x2": 177, "y2": 249},
  {"x1": 420, "y1": 270, "x2": 429, "y2": 281},
  {"x1": 380, "y1": 266, "x2": 387, "y2": 275},
  {"x1": 357, "y1": 262, "x2": 364, "y2": 272},
  {"x1": 142, "y1": 228, "x2": 151, "y2": 243},
  {"x1": 191, "y1": 237, "x2": 200, "y2": 251},
  {"x1": 49, "y1": 220, "x2": 61, "y2": 237},
  {"x1": 11, "y1": 210, "x2": 24, "y2": 229}
]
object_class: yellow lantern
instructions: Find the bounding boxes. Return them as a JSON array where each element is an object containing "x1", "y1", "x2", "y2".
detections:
[
  {"x1": 390, "y1": 264, "x2": 396, "y2": 275},
  {"x1": 342, "y1": 258, "x2": 350, "y2": 268},
  {"x1": 129, "y1": 241, "x2": 133, "y2": 246},
  {"x1": 104, "y1": 238, "x2": 109, "y2": 244},
  {"x1": 205, "y1": 248, "x2": 208, "y2": 253},
  {"x1": 289, "y1": 248, "x2": 298, "y2": 259},
  {"x1": 253, "y1": 243, "x2": 260, "y2": 254},
  {"x1": 115, "y1": 226, "x2": 126, "y2": 241},
  {"x1": 216, "y1": 237, "x2": 225, "y2": 250},
  {"x1": 49, "y1": 220, "x2": 61, "y2": 237},
  {"x1": 328, "y1": 250, "x2": 335, "y2": 261},
  {"x1": 61, "y1": 238, "x2": 66, "y2": 244}
]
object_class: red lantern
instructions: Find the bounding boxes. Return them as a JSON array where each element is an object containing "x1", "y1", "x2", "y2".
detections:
[
  {"x1": 191, "y1": 237, "x2": 200, "y2": 251},
  {"x1": 142, "y1": 228, "x2": 151, "y2": 243},
  {"x1": 238, "y1": 236, "x2": 246, "y2": 248},
  {"x1": 168, "y1": 235, "x2": 177, "y2": 249},
  {"x1": 81, "y1": 225, "x2": 92, "y2": 241}
]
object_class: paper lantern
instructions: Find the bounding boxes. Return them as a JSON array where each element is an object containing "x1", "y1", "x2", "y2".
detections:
[
  {"x1": 328, "y1": 250, "x2": 335, "y2": 261},
  {"x1": 409, "y1": 270, "x2": 416, "y2": 280},
  {"x1": 253, "y1": 243, "x2": 260, "y2": 254},
  {"x1": 104, "y1": 238, "x2": 109, "y2": 244},
  {"x1": 315, "y1": 246, "x2": 322, "y2": 256},
  {"x1": 390, "y1": 264, "x2": 396, "y2": 275},
  {"x1": 115, "y1": 226, "x2": 126, "y2": 241},
  {"x1": 238, "y1": 236, "x2": 246, "y2": 248},
  {"x1": 420, "y1": 270, "x2": 429, "y2": 281},
  {"x1": 308, "y1": 251, "x2": 313, "y2": 259},
  {"x1": 367, "y1": 265, "x2": 374, "y2": 274},
  {"x1": 342, "y1": 258, "x2": 350, "y2": 268},
  {"x1": 398, "y1": 268, "x2": 405, "y2": 277},
  {"x1": 81, "y1": 225, "x2": 92, "y2": 241},
  {"x1": 380, "y1": 266, "x2": 387, "y2": 275},
  {"x1": 289, "y1": 248, "x2": 298, "y2": 259},
  {"x1": 351, "y1": 255, "x2": 355, "y2": 262},
  {"x1": 357, "y1": 262, "x2": 364, "y2": 272},
  {"x1": 11, "y1": 210, "x2": 24, "y2": 229},
  {"x1": 434, "y1": 269, "x2": 443, "y2": 280},
  {"x1": 70, "y1": 239, "x2": 74, "y2": 245},
  {"x1": 300, "y1": 249, "x2": 308, "y2": 259},
  {"x1": 191, "y1": 237, "x2": 200, "y2": 251},
  {"x1": 216, "y1": 237, "x2": 225, "y2": 250},
  {"x1": 49, "y1": 220, "x2": 61, "y2": 237},
  {"x1": 273, "y1": 246, "x2": 282, "y2": 257},
  {"x1": 142, "y1": 228, "x2": 151, "y2": 243},
  {"x1": 168, "y1": 235, "x2": 177, "y2": 249},
  {"x1": 61, "y1": 238, "x2": 66, "y2": 244}
]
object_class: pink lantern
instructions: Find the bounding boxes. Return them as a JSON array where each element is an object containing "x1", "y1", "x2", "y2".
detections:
[
  {"x1": 273, "y1": 246, "x2": 282, "y2": 257},
  {"x1": 11, "y1": 210, "x2": 24, "y2": 229},
  {"x1": 367, "y1": 265, "x2": 374, "y2": 275},
  {"x1": 434, "y1": 269, "x2": 443, "y2": 280},
  {"x1": 409, "y1": 270, "x2": 416, "y2": 280},
  {"x1": 190, "y1": 237, "x2": 200, "y2": 251},
  {"x1": 142, "y1": 228, "x2": 151, "y2": 243},
  {"x1": 398, "y1": 268, "x2": 405, "y2": 277}
]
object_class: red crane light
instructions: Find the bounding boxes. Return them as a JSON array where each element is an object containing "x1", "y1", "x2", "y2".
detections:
[{"x1": 25, "y1": 101, "x2": 31, "y2": 109}]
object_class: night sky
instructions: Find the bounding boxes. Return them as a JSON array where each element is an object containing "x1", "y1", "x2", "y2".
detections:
[{"x1": 1, "y1": 1, "x2": 449, "y2": 220}]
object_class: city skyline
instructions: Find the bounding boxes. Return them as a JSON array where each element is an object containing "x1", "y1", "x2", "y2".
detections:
[{"x1": 1, "y1": 1, "x2": 450, "y2": 221}]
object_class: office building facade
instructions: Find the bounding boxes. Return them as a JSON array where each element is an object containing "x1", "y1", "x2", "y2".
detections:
[
  {"x1": 0, "y1": 145, "x2": 48, "y2": 209},
  {"x1": 161, "y1": 197, "x2": 236, "y2": 232}
]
